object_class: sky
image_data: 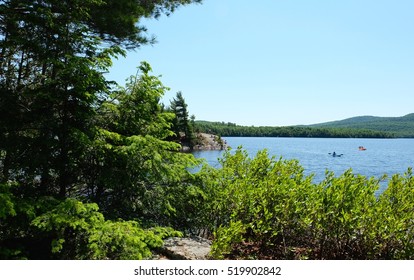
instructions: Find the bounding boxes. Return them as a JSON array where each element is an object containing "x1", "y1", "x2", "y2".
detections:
[{"x1": 106, "y1": 0, "x2": 414, "y2": 126}]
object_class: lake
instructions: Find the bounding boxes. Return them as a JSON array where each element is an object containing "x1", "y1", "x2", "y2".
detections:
[{"x1": 192, "y1": 137, "x2": 414, "y2": 193}]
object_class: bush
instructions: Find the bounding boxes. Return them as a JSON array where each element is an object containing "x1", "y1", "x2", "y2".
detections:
[
  {"x1": 30, "y1": 198, "x2": 182, "y2": 260},
  {"x1": 0, "y1": 189, "x2": 181, "y2": 260},
  {"x1": 199, "y1": 147, "x2": 414, "y2": 259}
]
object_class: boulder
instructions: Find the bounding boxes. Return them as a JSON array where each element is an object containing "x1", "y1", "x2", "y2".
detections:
[{"x1": 157, "y1": 237, "x2": 212, "y2": 260}]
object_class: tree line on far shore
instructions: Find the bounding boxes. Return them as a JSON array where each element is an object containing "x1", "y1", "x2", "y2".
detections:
[{"x1": 194, "y1": 121, "x2": 395, "y2": 138}]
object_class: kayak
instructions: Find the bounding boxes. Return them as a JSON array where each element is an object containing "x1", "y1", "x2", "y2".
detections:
[{"x1": 329, "y1": 152, "x2": 343, "y2": 157}]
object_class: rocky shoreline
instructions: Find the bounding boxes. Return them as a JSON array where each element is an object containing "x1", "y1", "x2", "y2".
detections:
[{"x1": 181, "y1": 133, "x2": 229, "y2": 152}]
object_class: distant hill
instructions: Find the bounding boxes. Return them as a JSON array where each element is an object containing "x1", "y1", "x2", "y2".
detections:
[{"x1": 308, "y1": 113, "x2": 414, "y2": 137}]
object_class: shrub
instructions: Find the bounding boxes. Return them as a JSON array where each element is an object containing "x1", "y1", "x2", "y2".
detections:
[
  {"x1": 200, "y1": 147, "x2": 414, "y2": 259},
  {"x1": 31, "y1": 198, "x2": 182, "y2": 259}
]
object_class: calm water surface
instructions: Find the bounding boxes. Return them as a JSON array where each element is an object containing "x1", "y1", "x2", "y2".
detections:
[{"x1": 193, "y1": 137, "x2": 414, "y2": 193}]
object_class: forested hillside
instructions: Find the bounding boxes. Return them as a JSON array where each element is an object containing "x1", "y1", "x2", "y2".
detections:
[
  {"x1": 309, "y1": 114, "x2": 414, "y2": 137},
  {"x1": 194, "y1": 113, "x2": 414, "y2": 138},
  {"x1": 194, "y1": 121, "x2": 394, "y2": 138}
]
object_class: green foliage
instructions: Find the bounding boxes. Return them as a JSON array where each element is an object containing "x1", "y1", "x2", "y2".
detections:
[
  {"x1": 31, "y1": 198, "x2": 181, "y2": 259},
  {"x1": 84, "y1": 62, "x2": 202, "y2": 224},
  {"x1": 5, "y1": 0, "x2": 414, "y2": 261},
  {"x1": 211, "y1": 221, "x2": 246, "y2": 260},
  {"x1": 0, "y1": 0, "x2": 126, "y2": 199},
  {"x1": 168, "y1": 91, "x2": 197, "y2": 149},
  {"x1": 0, "y1": 183, "x2": 16, "y2": 219},
  {"x1": 314, "y1": 171, "x2": 380, "y2": 259},
  {"x1": 0, "y1": 0, "x2": 203, "y2": 259},
  {"x1": 0, "y1": 184, "x2": 63, "y2": 259},
  {"x1": 199, "y1": 147, "x2": 414, "y2": 260},
  {"x1": 376, "y1": 169, "x2": 414, "y2": 259}
]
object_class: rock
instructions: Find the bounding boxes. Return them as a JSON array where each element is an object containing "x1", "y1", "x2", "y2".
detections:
[
  {"x1": 192, "y1": 133, "x2": 229, "y2": 151},
  {"x1": 158, "y1": 237, "x2": 212, "y2": 260},
  {"x1": 180, "y1": 145, "x2": 191, "y2": 152},
  {"x1": 179, "y1": 133, "x2": 229, "y2": 152}
]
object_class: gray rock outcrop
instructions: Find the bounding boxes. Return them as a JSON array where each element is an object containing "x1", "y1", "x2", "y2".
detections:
[{"x1": 157, "y1": 237, "x2": 212, "y2": 260}]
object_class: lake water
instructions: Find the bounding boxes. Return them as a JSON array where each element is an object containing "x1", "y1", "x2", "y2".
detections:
[{"x1": 192, "y1": 137, "x2": 414, "y2": 193}]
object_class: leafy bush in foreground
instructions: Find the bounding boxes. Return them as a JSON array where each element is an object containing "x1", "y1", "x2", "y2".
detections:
[
  {"x1": 198, "y1": 147, "x2": 414, "y2": 259},
  {"x1": 0, "y1": 187, "x2": 181, "y2": 260}
]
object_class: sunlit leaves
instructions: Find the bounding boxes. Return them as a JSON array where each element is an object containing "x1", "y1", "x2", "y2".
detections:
[
  {"x1": 85, "y1": 62, "x2": 201, "y2": 224},
  {"x1": 31, "y1": 198, "x2": 181, "y2": 259},
  {"x1": 201, "y1": 148, "x2": 414, "y2": 259},
  {"x1": 0, "y1": 183, "x2": 16, "y2": 219}
]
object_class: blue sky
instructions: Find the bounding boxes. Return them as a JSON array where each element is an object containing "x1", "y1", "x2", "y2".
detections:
[{"x1": 106, "y1": 0, "x2": 414, "y2": 126}]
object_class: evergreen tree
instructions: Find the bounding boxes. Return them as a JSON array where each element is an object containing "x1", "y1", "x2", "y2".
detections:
[
  {"x1": 0, "y1": 0, "x2": 202, "y2": 259},
  {"x1": 84, "y1": 62, "x2": 199, "y2": 222},
  {"x1": 170, "y1": 91, "x2": 195, "y2": 148}
]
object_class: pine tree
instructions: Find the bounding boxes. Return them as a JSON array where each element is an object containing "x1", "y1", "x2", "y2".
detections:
[
  {"x1": 0, "y1": 0, "x2": 202, "y2": 259},
  {"x1": 170, "y1": 91, "x2": 196, "y2": 149}
]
